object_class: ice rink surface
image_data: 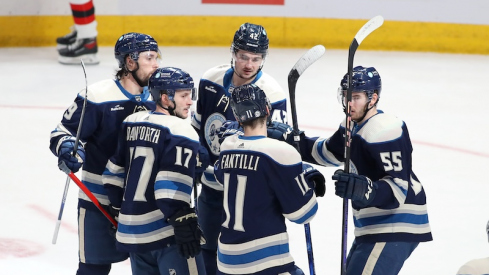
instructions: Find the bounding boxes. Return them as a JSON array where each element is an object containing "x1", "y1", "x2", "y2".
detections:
[{"x1": 0, "y1": 46, "x2": 488, "y2": 274}]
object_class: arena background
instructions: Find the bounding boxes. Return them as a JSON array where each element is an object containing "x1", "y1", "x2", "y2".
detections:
[{"x1": 1, "y1": 0, "x2": 489, "y2": 54}]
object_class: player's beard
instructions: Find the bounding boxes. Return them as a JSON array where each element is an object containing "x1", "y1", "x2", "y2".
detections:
[
  {"x1": 174, "y1": 108, "x2": 187, "y2": 119},
  {"x1": 137, "y1": 72, "x2": 151, "y2": 87},
  {"x1": 352, "y1": 104, "x2": 369, "y2": 123}
]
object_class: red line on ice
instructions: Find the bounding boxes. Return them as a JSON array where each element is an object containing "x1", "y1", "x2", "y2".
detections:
[{"x1": 27, "y1": 204, "x2": 78, "y2": 234}]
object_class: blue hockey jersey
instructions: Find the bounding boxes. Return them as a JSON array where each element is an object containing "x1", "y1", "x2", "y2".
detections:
[
  {"x1": 214, "y1": 135, "x2": 318, "y2": 275},
  {"x1": 305, "y1": 111, "x2": 432, "y2": 243},
  {"x1": 49, "y1": 79, "x2": 155, "y2": 211},
  {"x1": 191, "y1": 65, "x2": 287, "y2": 191},
  {"x1": 102, "y1": 110, "x2": 200, "y2": 252}
]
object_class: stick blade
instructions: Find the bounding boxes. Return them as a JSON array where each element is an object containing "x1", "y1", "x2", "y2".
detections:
[
  {"x1": 292, "y1": 45, "x2": 326, "y2": 76},
  {"x1": 355, "y1": 15, "x2": 384, "y2": 45}
]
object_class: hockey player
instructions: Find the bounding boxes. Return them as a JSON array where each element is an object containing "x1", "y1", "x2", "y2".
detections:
[
  {"x1": 456, "y1": 220, "x2": 489, "y2": 275},
  {"x1": 57, "y1": 0, "x2": 99, "y2": 65},
  {"x1": 49, "y1": 32, "x2": 159, "y2": 275},
  {"x1": 329, "y1": 66, "x2": 432, "y2": 274},
  {"x1": 260, "y1": 66, "x2": 432, "y2": 274},
  {"x1": 102, "y1": 67, "x2": 206, "y2": 275},
  {"x1": 214, "y1": 84, "x2": 325, "y2": 275},
  {"x1": 190, "y1": 22, "x2": 287, "y2": 274}
]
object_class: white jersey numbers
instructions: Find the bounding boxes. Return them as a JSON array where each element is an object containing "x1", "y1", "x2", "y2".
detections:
[
  {"x1": 128, "y1": 146, "x2": 155, "y2": 202},
  {"x1": 63, "y1": 102, "x2": 78, "y2": 120},
  {"x1": 222, "y1": 173, "x2": 247, "y2": 232},
  {"x1": 294, "y1": 172, "x2": 311, "y2": 195},
  {"x1": 380, "y1": 151, "x2": 403, "y2": 172},
  {"x1": 126, "y1": 145, "x2": 194, "y2": 202},
  {"x1": 175, "y1": 146, "x2": 193, "y2": 168},
  {"x1": 271, "y1": 109, "x2": 287, "y2": 124}
]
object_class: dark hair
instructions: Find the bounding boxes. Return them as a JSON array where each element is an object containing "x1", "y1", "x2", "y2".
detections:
[
  {"x1": 115, "y1": 67, "x2": 129, "y2": 80},
  {"x1": 241, "y1": 116, "x2": 267, "y2": 129}
]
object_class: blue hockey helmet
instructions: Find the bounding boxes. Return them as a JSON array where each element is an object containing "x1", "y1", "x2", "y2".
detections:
[
  {"x1": 231, "y1": 84, "x2": 271, "y2": 123},
  {"x1": 340, "y1": 66, "x2": 382, "y2": 100},
  {"x1": 148, "y1": 67, "x2": 196, "y2": 103},
  {"x1": 231, "y1": 23, "x2": 269, "y2": 55},
  {"x1": 114, "y1": 32, "x2": 159, "y2": 68}
]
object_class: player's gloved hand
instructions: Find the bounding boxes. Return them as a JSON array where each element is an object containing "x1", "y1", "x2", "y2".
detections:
[
  {"x1": 217, "y1": 120, "x2": 243, "y2": 144},
  {"x1": 302, "y1": 164, "x2": 326, "y2": 197},
  {"x1": 57, "y1": 136, "x2": 85, "y2": 173},
  {"x1": 196, "y1": 146, "x2": 210, "y2": 174},
  {"x1": 267, "y1": 121, "x2": 305, "y2": 147},
  {"x1": 332, "y1": 170, "x2": 377, "y2": 207},
  {"x1": 267, "y1": 121, "x2": 293, "y2": 142},
  {"x1": 168, "y1": 207, "x2": 202, "y2": 259}
]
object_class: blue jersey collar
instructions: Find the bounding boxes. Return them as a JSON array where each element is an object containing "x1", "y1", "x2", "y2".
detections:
[
  {"x1": 114, "y1": 79, "x2": 151, "y2": 102},
  {"x1": 238, "y1": 135, "x2": 266, "y2": 141}
]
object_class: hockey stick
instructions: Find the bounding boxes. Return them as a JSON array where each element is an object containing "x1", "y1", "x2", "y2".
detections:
[
  {"x1": 288, "y1": 45, "x2": 326, "y2": 275},
  {"x1": 52, "y1": 60, "x2": 89, "y2": 244},
  {"x1": 66, "y1": 171, "x2": 118, "y2": 227},
  {"x1": 192, "y1": 177, "x2": 198, "y2": 209},
  {"x1": 340, "y1": 15, "x2": 384, "y2": 275}
]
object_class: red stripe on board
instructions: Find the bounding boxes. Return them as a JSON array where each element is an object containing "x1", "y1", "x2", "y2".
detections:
[
  {"x1": 70, "y1": 1, "x2": 94, "y2": 12},
  {"x1": 202, "y1": 0, "x2": 284, "y2": 5},
  {"x1": 73, "y1": 14, "x2": 95, "y2": 25},
  {"x1": 27, "y1": 204, "x2": 78, "y2": 234}
]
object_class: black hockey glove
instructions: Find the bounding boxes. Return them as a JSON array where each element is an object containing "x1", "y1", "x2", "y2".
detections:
[
  {"x1": 302, "y1": 164, "x2": 326, "y2": 197},
  {"x1": 267, "y1": 121, "x2": 308, "y2": 154},
  {"x1": 196, "y1": 145, "x2": 210, "y2": 174},
  {"x1": 57, "y1": 136, "x2": 85, "y2": 173},
  {"x1": 267, "y1": 121, "x2": 294, "y2": 143},
  {"x1": 332, "y1": 170, "x2": 377, "y2": 207},
  {"x1": 167, "y1": 207, "x2": 202, "y2": 259},
  {"x1": 217, "y1": 120, "x2": 243, "y2": 145}
]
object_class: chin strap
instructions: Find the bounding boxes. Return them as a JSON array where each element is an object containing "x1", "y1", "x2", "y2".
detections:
[{"x1": 161, "y1": 100, "x2": 176, "y2": 116}]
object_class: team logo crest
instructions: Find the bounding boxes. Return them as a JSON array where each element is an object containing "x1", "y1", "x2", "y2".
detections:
[
  {"x1": 133, "y1": 105, "x2": 148, "y2": 113},
  {"x1": 204, "y1": 112, "x2": 226, "y2": 156}
]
